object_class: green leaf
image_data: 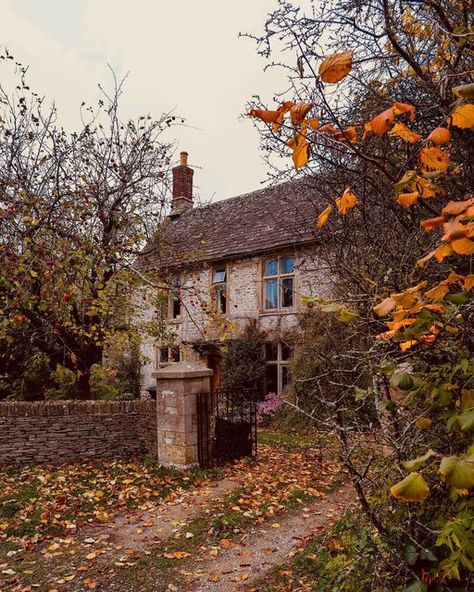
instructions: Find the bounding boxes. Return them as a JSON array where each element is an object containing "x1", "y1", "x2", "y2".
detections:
[
  {"x1": 403, "y1": 543, "x2": 418, "y2": 566},
  {"x1": 338, "y1": 307, "x2": 359, "y2": 323},
  {"x1": 446, "y1": 292, "x2": 470, "y2": 305},
  {"x1": 457, "y1": 410, "x2": 474, "y2": 432},
  {"x1": 390, "y1": 372, "x2": 414, "y2": 391},
  {"x1": 404, "y1": 580, "x2": 428, "y2": 592},
  {"x1": 439, "y1": 456, "x2": 474, "y2": 489},
  {"x1": 402, "y1": 449, "x2": 436, "y2": 473},
  {"x1": 390, "y1": 472, "x2": 430, "y2": 502}
]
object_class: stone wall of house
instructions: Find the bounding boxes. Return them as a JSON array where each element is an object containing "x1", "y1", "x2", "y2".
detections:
[
  {"x1": 139, "y1": 245, "x2": 336, "y2": 390},
  {"x1": 0, "y1": 400, "x2": 157, "y2": 465}
]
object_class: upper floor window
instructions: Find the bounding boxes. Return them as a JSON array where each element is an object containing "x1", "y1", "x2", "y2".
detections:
[
  {"x1": 263, "y1": 255, "x2": 295, "y2": 310},
  {"x1": 169, "y1": 276, "x2": 181, "y2": 319},
  {"x1": 212, "y1": 267, "x2": 227, "y2": 314}
]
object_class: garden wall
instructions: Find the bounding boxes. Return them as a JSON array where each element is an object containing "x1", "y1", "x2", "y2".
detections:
[{"x1": 0, "y1": 400, "x2": 157, "y2": 464}]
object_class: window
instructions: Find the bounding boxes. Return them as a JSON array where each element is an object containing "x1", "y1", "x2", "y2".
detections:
[
  {"x1": 263, "y1": 255, "x2": 295, "y2": 310},
  {"x1": 169, "y1": 276, "x2": 181, "y2": 319},
  {"x1": 212, "y1": 267, "x2": 227, "y2": 314},
  {"x1": 156, "y1": 345, "x2": 181, "y2": 367},
  {"x1": 264, "y1": 341, "x2": 292, "y2": 395}
]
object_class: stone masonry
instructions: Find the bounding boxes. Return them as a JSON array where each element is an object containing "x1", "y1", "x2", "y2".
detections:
[{"x1": 0, "y1": 400, "x2": 157, "y2": 465}]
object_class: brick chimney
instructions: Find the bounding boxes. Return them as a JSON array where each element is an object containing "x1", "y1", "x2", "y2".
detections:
[{"x1": 170, "y1": 151, "x2": 194, "y2": 217}]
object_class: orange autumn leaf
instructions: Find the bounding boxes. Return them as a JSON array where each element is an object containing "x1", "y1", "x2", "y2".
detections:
[
  {"x1": 290, "y1": 102, "x2": 313, "y2": 126},
  {"x1": 442, "y1": 219, "x2": 471, "y2": 241},
  {"x1": 306, "y1": 118, "x2": 320, "y2": 129},
  {"x1": 419, "y1": 146, "x2": 449, "y2": 172},
  {"x1": 421, "y1": 216, "x2": 446, "y2": 231},
  {"x1": 287, "y1": 128, "x2": 310, "y2": 169},
  {"x1": 397, "y1": 191, "x2": 419, "y2": 207},
  {"x1": 319, "y1": 50, "x2": 353, "y2": 83},
  {"x1": 335, "y1": 187, "x2": 358, "y2": 215},
  {"x1": 449, "y1": 103, "x2": 474, "y2": 129},
  {"x1": 319, "y1": 123, "x2": 338, "y2": 134},
  {"x1": 249, "y1": 101, "x2": 294, "y2": 132},
  {"x1": 392, "y1": 101, "x2": 416, "y2": 122},
  {"x1": 400, "y1": 340, "x2": 418, "y2": 352},
  {"x1": 434, "y1": 242, "x2": 455, "y2": 262},
  {"x1": 451, "y1": 237, "x2": 474, "y2": 255},
  {"x1": 426, "y1": 127, "x2": 451, "y2": 145},
  {"x1": 425, "y1": 283, "x2": 450, "y2": 300},
  {"x1": 373, "y1": 297, "x2": 396, "y2": 317},
  {"x1": 317, "y1": 205, "x2": 333, "y2": 229},
  {"x1": 464, "y1": 275, "x2": 474, "y2": 290},
  {"x1": 389, "y1": 122, "x2": 422, "y2": 144},
  {"x1": 442, "y1": 198, "x2": 474, "y2": 217},
  {"x1": 334, "y1": 126, "x2": 358, "y2": 144},
  {"x1": 364, "y1": 108, "x2": 395, "y2": 137}
]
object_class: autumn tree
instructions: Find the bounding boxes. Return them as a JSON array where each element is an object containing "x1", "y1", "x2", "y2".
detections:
[
  {"x1": 247, "y1": 1, "x2": 473, "y2": 589},
  {"x1": 0, "y1": 52, "x2": 180, "y2": 399}
]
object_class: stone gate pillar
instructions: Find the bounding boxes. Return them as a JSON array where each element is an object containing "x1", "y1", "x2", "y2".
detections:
[{"x1": 152, "y1": 362, "x2": 213, "y2": 470}]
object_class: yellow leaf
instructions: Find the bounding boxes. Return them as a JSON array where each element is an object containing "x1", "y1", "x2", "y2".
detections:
[
  {"x1": 390, "y1": 472, "x2": 430, "y2": 502},
  {"x1": 335, "y1": 188, "x2": 358, "y2": 215},
  {"x1": 449, "y1": 103, "x2": 474, "y2": 129},
  {"x1": 415, "y1": 417, "x2": 432, "y2": 430},
  {"x1": 317, "y1": 205, "x2": 332, "y2": 229},
  {"x1": 319, "y1": 50, "x2": 353, "y2": 83},
  {"x1": 419, "y1": 146, "x2": 449, "y2": 172},
  {"x1": 389, "y1": 122, "x2": 422, "y2": 144},
  {"x1": 333, "y1": 126, "x2": 358, "y2": 144}
]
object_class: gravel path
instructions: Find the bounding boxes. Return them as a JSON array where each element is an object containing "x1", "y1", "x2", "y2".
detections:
[
  {"x1": 184, "y1": 483, "x2": 355, "y2": 592},
  {"x1": 80, "y1": 478, "x2": 242, "y2": 553}
]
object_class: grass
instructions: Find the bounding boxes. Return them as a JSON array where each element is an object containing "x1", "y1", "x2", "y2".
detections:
[
  {"x1": 257, "y1": 428, "x2": 335, "y2": 452},
  {"x1": 256, "y1": 509, "x2": 389, "y2": 592}
]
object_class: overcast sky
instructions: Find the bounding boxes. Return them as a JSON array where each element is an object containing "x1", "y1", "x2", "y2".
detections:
[{"x1": 0, "y1": 0, "x2": 291, "y2": 203}]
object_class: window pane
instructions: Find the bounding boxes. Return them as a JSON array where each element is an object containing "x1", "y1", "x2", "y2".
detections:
[
  {"x1": 264, "y1": 258, "x2": 278, "y2": 276},
  {"x1": 172, "y1": 295, "x2": 180, "y2": 318},
  {"x1": 160, "y1": 348, "x2": 169, "y2": 363},
  {"x1": 265, "y1": 279, "x2": 278, "y2": 309},
  {"x1": 281, "y1": 256, "x2": 294, "y2": 274},
  {"x1": 265, "y1": 364, "x2": 278, "y2": 395},
  {"x1": 170, "y1": 347, "x2": 180, "y2": 362},
  {"x1": 213, "y1": 268, "x2": 226, "y2": 284},
  {"x1": 265, "y1": 342, "x2": 278, "y2": 361},
  {"x1": 281, "y1": 277, "x2": 294, "y2": 308},
  {"x1": 281, "y1": 365, "x2": 290, "y2": 390},
  {"x1": 281, "y1": 342, "x2": 292, "y2": 360},
  {"x1": 216, "y1": 287, "x2": 227, "y2": 314}
]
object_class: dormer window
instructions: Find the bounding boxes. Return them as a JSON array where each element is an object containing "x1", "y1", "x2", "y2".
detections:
[
  {"x1": 263, "y1": 256, "x2": 295, "y2": 310},
  {"x1": 212, "y1": 267, "x2": 227, "y2": 314}
]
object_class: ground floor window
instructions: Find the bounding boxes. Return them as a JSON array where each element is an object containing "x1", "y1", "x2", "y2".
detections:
[
  {"x1": 156, "y1": 345, "x2": 181, "y2": 367},
  {"x1": 264, "y1": 341, "x2": 291, "y2": 395}
]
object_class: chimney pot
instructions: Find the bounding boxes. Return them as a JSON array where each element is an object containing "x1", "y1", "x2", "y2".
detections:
[{"x1": 170, "y1": 150, "x2": 194, "y2": 218}]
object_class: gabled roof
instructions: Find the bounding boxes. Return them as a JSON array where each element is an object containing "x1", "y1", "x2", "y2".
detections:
[{"x1": 139, "y1": 177, "x2": 325, "y2": 272}]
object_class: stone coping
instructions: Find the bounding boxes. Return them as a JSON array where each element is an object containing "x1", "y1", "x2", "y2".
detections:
[
  {"x1": 0, "y1": 400, "x2": 156, "y2": 417},
  {"x1": 152, "y1": 362, "x2": 213, "y2": 380}
]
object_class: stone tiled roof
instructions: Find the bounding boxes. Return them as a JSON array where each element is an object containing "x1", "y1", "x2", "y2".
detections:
[{"x1": 139, "y1": 177, "x2": 325, "y2": 272}]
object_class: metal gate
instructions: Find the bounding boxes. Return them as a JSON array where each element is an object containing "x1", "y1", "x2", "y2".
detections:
[{"x1": 196, "y1": 388, "x2": 258, "y2": 468}]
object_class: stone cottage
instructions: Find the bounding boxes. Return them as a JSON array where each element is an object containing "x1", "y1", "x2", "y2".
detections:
[{"x1": 137, "y1": 152, "x2": 333, "y2": 396}]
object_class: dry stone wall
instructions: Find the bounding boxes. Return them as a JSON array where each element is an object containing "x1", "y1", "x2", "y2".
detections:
[{"x1": 0, "y1": 400, "x2": 157, "y2": 465}]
